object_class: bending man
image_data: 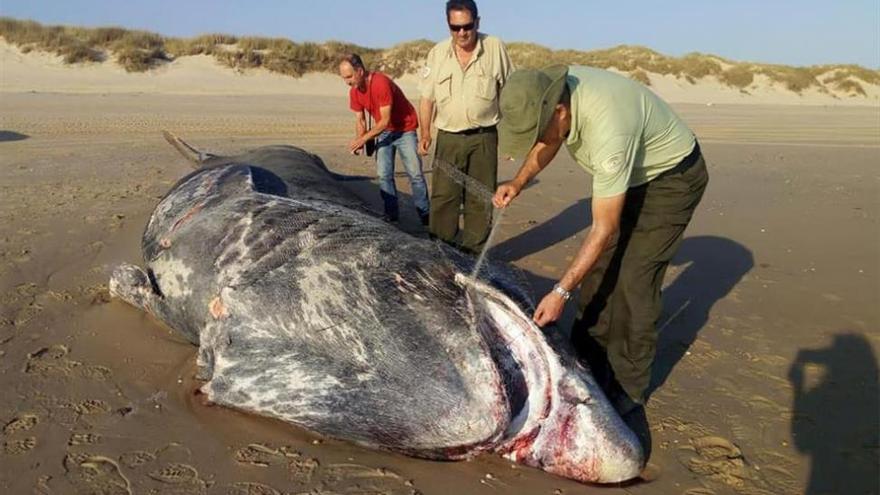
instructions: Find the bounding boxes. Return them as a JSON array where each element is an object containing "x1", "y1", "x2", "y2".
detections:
[
  {"x1": 493, "y1": 65, "x2": 709, "y2": 456},
  {"x1": 340, "y1": 53, "x2": 430, "y2": 225}
]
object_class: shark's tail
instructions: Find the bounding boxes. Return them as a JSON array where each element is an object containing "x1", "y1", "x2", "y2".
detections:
[{"x1": 162, "y1": 131, "x2": 376, "y2": 182}]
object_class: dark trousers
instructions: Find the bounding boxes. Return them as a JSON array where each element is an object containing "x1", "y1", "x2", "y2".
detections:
[
  {"x1": 429, "y1": 127, "x2": 498, "y2": 253},
  {"x1": 571, "y1": 143, "x2": 709, "y2": 411}
]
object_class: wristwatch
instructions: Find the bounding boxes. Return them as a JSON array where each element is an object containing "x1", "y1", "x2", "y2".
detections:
[{"x1": 552, "y1": 283, "x2": 572, "y2": 301}]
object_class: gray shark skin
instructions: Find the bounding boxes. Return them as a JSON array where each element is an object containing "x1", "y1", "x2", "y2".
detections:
[{"x1": 110, "y1": 142, "x2": 644, "y2": 483}]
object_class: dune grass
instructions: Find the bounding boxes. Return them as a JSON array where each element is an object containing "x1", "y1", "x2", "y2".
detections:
[{"x1": 1, "y1": 16, "x2": 877, "y2": 96}]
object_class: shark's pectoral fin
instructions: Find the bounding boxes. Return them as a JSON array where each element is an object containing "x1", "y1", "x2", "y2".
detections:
[{"x1": 110, "y1": 263, "x2": 159, "y2": 312}]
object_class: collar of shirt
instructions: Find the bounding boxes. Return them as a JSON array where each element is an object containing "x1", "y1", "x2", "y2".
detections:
[
  {"x1": 443, "y1": 34, "x2": 485, "y2": 71},
  {"x1": 564, "y1": 74, "x2": 583, "y2": 147}
]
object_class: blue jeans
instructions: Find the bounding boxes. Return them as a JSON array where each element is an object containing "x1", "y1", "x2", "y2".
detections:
[{"x1": 375, "y1": 130, "x2": 430, "y2": 219}]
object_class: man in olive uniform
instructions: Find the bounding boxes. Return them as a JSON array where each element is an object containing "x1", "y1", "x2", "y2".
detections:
[
  {"x1": 418, "y1": 0, "x2": 512, "y2": 253},
  {"x1": 493, "y1": 65, "x2": 709, "y2": 461}
]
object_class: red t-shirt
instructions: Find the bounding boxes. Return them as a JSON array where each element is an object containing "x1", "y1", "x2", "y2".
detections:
[{"x1": 349, "y1": 72, "x2": 418, "y2": 132}]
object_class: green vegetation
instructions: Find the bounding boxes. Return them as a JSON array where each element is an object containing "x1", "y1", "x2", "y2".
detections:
[
  {"x1": 629, "y1": 69, "x2": 651, "y2": 86},
  {"x1": 1, "y1": 17, "x2": 877, "y2": 96},
  {"x1": 374, "y1": 39, "x2": 434, "y2": 79},
  {"x1": 833, "y1": 79, "x2": 867, "y2": 96},
  {"x1": 719, "y1": 65, "x2": 754, "y2": 88}
]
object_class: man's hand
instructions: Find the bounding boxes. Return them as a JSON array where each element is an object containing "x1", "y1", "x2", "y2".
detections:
[
  {"x1": 533, "y1": 290, "x2": 566, "y2": 327},
  {"x1": 418, "y1": 135, "x2": 432, "y2": 156},
  {"x1": 348, "y1": 137, "x2": 366, "y2": 155},
  {"x1": 493, "y1": 182, "x2": 521, "y2": 208}
]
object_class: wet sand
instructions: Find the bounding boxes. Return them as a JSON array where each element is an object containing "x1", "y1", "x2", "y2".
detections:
[{"x1": 0, "y1": 92, "x2": 878, "y2": 495}]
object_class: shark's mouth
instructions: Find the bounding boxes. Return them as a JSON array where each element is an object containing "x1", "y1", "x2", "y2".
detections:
[
  {"x1": 458, "y1": 273, "x2": 645, "y2": 484},
  {"x1": 456, "y1": 274, "x2": 554, "y2": 453}
]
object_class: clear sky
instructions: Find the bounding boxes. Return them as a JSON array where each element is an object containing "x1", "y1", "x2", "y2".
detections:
[{"x1": 1, "y1": 0, "x2": 878, "y2": 68}]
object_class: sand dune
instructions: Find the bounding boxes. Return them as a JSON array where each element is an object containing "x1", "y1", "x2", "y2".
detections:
[{"x1": 2, "y1": 40, "x2": 879, "y2": 106}]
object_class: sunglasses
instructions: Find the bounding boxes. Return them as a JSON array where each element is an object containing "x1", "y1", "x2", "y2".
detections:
[{"x1": 448, "y1": 21, "x2": 475, "y2": 32}]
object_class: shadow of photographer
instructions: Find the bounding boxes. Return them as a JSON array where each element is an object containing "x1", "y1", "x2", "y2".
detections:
[{"x1": 789, "y1": 333, "x2": 879, "y2": 495}]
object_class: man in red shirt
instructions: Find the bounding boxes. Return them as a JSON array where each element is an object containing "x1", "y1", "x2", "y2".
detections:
[{"x1": 339, "y1": 53, "x2": 430, "y2": 225}]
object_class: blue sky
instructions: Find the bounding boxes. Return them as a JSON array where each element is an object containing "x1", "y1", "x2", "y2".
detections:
[{"x1": 1, "y1": 0, "x2": 878, "y2": 67}]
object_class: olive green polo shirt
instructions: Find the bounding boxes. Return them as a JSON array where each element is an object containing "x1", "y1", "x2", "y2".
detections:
[
  {"x1": 564, "y1": 66, "x2": 696, "y2": 198},
  {"x1": 419, "y1": 34, "x2": 513, "y2": 132}
]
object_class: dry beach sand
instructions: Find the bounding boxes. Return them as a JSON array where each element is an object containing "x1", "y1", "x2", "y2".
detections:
[{"x1": 1, "y1": 42, "x2": 879, "y2": 494}]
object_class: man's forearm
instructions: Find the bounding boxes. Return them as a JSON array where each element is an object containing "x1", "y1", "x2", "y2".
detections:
[
  {"x1": 355, "y1": 116, "x2": 366, "y2": 137},
  {"x1": 511, "y1": 141, "x2": 560, "y2": 188},
  {"x1": 361, "y1": 118, "x2": 390, "y2": 141},
  {"x1": 557, "y1": 225, "x2": 616, "y2": 291},
  {"x1": 419, "y1": 99, "x2": 434, "y2": 138},
  {"x1": 557, "y1": 192, "x2": 625, "y2": 292}
]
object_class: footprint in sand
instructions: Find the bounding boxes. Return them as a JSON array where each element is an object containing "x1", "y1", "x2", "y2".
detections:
[
  {"x1": 319, "y1": 462, "x2": 417, "y2": 495},
  {"x1": 287, "y1": 456, "x2": 320, "y2": 483},
  {"x1": 233, "y1": 442, "x2": 320, "y2": 484},
  {"x1": 13, "y1": 302, "x2": 43, "y2": 327},
  {"x1": 70, "y1": 398, "x2": 113, "y2": 416},
  {"x1": 683, "y1": 488, "x2": 717, "y2": 495},
  {"x1": 3, "y1": 283, "x2": 44, "y2": 327},
  {"x1": 234, "y1": 443, "x2": 298, "y2": 467},
  {"x1": 677, "y1": 436, "x2": 799, "y2": 495},
  {"x1": 25, "y1": 345, "x2": 75, "y2": 376},
  {"x1": 230, "y1": 443, "x2": 417, "y2": 494},
  {"x1": 25, "y1": 344, "x2": 113, "y2": 381},
  {"x1": 69, "y1": 432, "x2": 102, "y2": 446},
  {"x1": 119, "y1": 450, "x2": 156, "y2": 469},
  {"x1": 224, "y1": 481, "x2": 282, "y2": 495},
  {"x1": 2, "y1": 413, "x2": 40, "y2": 455},
  {"x1": 116, "y1": 444, "x2": 208, "y2": 494},
  {"x1": 148, "y1": 462, "x2": 201, "y2": 484},
  {"x1": 3, "y1": 412, "x2": 40, "y2": 434},
  {"x1": 34, "y1": 396, "x2": 115, "y2": 429},
  {"x1": 678, "y1": 436, "x2": 754, "y2": 490},
  {"x1": 145, "y1": 462, "x2": 207, "y2": 494},
  {"x1": 63, "y1": 452, "x2": 132, "y2": 495},
  {"x1": 656, "y1": 415, "x2": 710, "y2": 436},
  {"x1": 3, "y1": 436, "x2": 37, "y2": 455}
]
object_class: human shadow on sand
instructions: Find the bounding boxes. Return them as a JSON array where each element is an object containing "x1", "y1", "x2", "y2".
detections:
[
  {"x1": 789, "y1": 333, "x2": 879, "y2": 495},
  {"x1": 0, "y1": 131, "x2": 29, "y2": 142},
  {"x1": 486, "y1": 198, "x2": 754, "y2": 400},
  {"x1": 647, "y1": 236, "x2": 753, "y2": 396},
  {"x1": 489, "y1": 198, "x2": 591, "y2": 261}
]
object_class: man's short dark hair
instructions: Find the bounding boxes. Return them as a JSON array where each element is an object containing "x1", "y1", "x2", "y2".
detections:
[
  {"x1": 446, "y1": 0, "x2": 478, "y2": 20},
  {"x1": 339, "y1": 53, "x2": 366, "y2": 71}
]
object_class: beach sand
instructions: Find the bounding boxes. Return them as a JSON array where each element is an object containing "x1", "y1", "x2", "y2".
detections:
[{"x1": 1, "y1": 47, "x2": 878, "y2": 495}]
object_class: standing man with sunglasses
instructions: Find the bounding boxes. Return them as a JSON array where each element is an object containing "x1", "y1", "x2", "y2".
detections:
[{"x1": 418, "y1": 0, "x2": 512, "y2": 253}]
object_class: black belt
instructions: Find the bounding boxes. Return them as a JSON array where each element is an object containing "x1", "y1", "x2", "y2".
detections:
[
  {"x1": 442, "y1": 125, "x2": 497, "y2": 136},
  {"x1": 662, "y1": 140, "x2": 702, "y2": 176}
]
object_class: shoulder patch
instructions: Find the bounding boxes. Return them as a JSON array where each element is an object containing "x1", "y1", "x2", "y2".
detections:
[
  {"x1": 600, "y1": 153, "x2": 625, "y2": 174},
  {"x1": 420, "y1": 66, "x2": 431, "y2": 79}
]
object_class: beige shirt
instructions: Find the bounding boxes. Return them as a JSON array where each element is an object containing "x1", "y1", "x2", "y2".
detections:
[{"x1": 419, "y1": 34, "x2": 512, "y2": 132}]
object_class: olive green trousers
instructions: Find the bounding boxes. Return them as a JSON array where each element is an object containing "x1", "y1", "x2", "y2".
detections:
[{"x1": 429, "y1": 127, "x2": 498, "y2": 253}]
